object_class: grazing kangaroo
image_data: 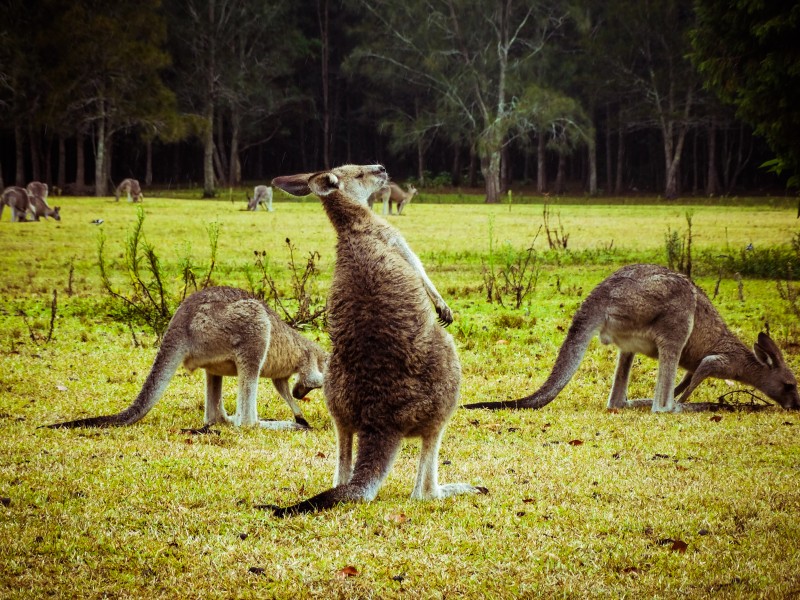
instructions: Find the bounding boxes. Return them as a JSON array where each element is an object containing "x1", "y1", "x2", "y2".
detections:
[
  {"x1": 115, "y1": 178, "x2": 143, "y2": 202},
  {"x1": 26, "y1": 181, "x2": 48, "y2": 200},
  {"x1": 46, "y1": 287, "x2": 328, "y2": 430},
  {"x1": 367, "y1": 182, "x2": 418, "y2": 215},
  {"x1": 464, "y1": 264, "x2": 799, "y2": 413},
  {"x1": 0, "y1": 186, "x2": 31, "y2": 222},
  {"x1": 267, "y1": 164, "x2": 484, "y2": 516},
  {"x1": 247, "y1": 185, "x2": 274, "y2": 211}
]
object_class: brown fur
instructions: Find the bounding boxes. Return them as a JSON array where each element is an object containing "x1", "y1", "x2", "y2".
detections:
[
  {"x1": 0, "y1": 187, "x2": 31, "y2": 222},
  {"x1": 464, "y1": 264, "x2": 799, "y2": 412},
  {"x1": 267, "y1": 164, "x2": 485, "y2": 516},
  {"x1": 27, "y1": 193, "x2": 60, "y2": 221},
  {"x1": 367, "y1": 182, "x2": 417, "y2": 215},
  {"x1": 46, "y1": 287, "x2": 328, "y2": 430},
  {"x1": 115, "y1": 178, "x2": 143, "y2": 202}
]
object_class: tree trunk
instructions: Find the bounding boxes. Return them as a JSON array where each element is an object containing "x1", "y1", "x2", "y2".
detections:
[
  {"x1": 145, "y1": 139, "x2": 153, "y2": 186},
  {"x1": 14, "y1": 125, "x2": 25, "y2": 185},
  {"x1": 105, "y1": 134, "x2": 113, "y2": 192},
  {"x1": 229, "y1": 110, "x2": 241, "y2": 185},
  {"x1": 587, "y1": 133, "x2": 598, "y2": 196},
  {"x1": 605, "y1": 104, "x2": 613, "y2": 192},
  {"x1": 318, "y1": 0, "x2": 331, "y2": 169},
  {"x1": 500, "y1": 144, "x2": 510, "y2": 193},
  {"x1": 706, "y1": 117, "x2": 719, "y2": 196},
  {"x1": 468, "y1": 145, "x2": 478, "y2": 188},
  {"x1": 536, "y1": 134, "x2": 546, "y2": 194},
  {"x1": 481, "y1": 150, "x2": 501, "y2": 203},
  {"x1": 95, "y1": 111, "x2": 107, "y2": 196},
  {"x1": 75, "y1": 130, "x2": 86, "y2": 192},
  {"x1": 57, "y1": 135, "x2": 66, "y2": 190},
  {"x1": 0, "y1": 156, "x2": 4, "y2": 189},
  {"x1": 29, "y1": 128, "x2": 41, "y2": 182},
  {"x1": 554, "y1": 152, "x2": 566, "y2": 194},
  {"x1": 614, "y1": 123, "x2": 625, "y2": 195},
  {"x1": 417, "y1": 137, "x2": 425, "y2": 186},
  {"x1": 202, "y1": 0, "x2": 216, "y2": 198},
  {"x1": 451, "y1": 144, "x2": 461, "y2": 186}
]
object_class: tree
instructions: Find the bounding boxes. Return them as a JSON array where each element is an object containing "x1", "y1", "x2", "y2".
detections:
[
  {"x1": 350, "y1": 0, "x2": 584, "y2": 203},
  {"x1": 691, "y1": 0, "x2": 800, "y2": 192},
  {"x1": 41, "y1": 0, "x2": 177, "y2": 196}
]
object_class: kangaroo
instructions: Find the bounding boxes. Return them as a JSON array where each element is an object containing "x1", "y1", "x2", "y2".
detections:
[
  {"x1": 27, "y1": 195, "x2": 61, "y2": 221},
  {"x1": 0, "y1": 186, "x2": 31, "y2": 222},
  {"x1": 367, "y1": 182, "x2": 418, "y2": 215},
  {"x1": 46, "y1": 286, "x2": 328, "y2": 430},
  {"x1": 266, "y1": 164, "x2": 484, "y2": 516},
  {"x1": 115, "y1": 178, "x2": 143, "y2": 202},
  {"x1": 26, "y1": 181, "x2": 48, "y2": 200},
  {"x1": 247, "y1": 185, "x2": 274, "y2": 211},
  {"x1": 464, "y1": 264, "x2": 799, "y2": 413}
]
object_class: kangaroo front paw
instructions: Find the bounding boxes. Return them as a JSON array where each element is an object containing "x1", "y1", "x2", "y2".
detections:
[{"x1": 436, "y1": 304, "x2": 453, "y2": 327}]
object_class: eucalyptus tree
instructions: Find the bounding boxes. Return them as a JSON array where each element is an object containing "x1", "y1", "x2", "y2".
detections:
[
  {"x1": 691, "y1": 0, "x2": 800, "y2": 193},
  {"x1": 590, "y1": 0, "x2": 701, "y2": 198},
  {"x1": 350, "y1": 0, "x2": 584, "y2": 202},
  {"x1": 165, "y1": 0, "x2": 308, "y2": 195},
  {"x1": 43, "y1": 0, "x2": 176, "y2": 196}
]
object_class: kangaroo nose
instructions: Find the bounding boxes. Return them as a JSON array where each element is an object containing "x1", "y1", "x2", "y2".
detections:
[{"x1": 377, "y1": 165, "x2": 386, "y2": 174}]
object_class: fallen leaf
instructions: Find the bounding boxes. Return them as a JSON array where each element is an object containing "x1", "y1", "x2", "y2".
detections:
[
  {"x1": 651, "y1": 453, "x2": 670, "y2": 460},
  {"x1": 670, "y1": 539, "x2": 688, "y2": 553},
  {"x1": 516, "y1": 511, "x2": 526, "y2": 517},
  {"x1": 392, "y1": 573, "x2": 406, "y2": 582},
  {"x1": 337, "y1": 566, "x2": 358, "y2": 579},
  {"x1": 496, "y1": 339, "x2": 509, "y2": 345},
  {"x1": 675, "y1": 465, "x2": 688, "y2": 472},
  {"x1": 782, "y1": 421, "x2": 793, "y2": 426},
  {"x1": 620, "y1": 566, "x2": 640, "y2": 574},
  {"x1": 0, "y1": 497, "x2": 10, "y2": 507},
  {"x1": 568, "y1": 439, "x2": 584, "y2": 446},
  {"x1": 248, "y1": 567, "x2": 265, "y2": 575},
  {"x1": 710, "y1": 415, "x2": 723, "y2": 422},
  {"x1": 385, "y1": 512, "x2": 408, "y2": 524},
  {"x1": 523, "y1": 498, "x2": 535, "y2": 504},
  {"x1": 315, "y1": 452, "x2": 327, "y2": 458},
  {"x1": 724, "y1": 379, "x2": 735, "y2": 386},
  {"x1": 56, "y1": 385, "x2": 68, "y2": 392}
]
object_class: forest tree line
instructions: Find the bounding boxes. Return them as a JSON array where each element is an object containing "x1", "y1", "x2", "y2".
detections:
[{"x1": 1, "y1": 0, "x2": 797, "y2": 201}]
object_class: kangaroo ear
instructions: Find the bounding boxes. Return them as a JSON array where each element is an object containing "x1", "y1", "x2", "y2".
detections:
[
  {"x1": 308, "y1": 172, "x2": 341, "y2": 196},
  {"x1": 754, "y1": 332, "x2": 784, "y2": 369},
  {"x1": 272, "y1": 173, "x2": 314, "y2": 197}
]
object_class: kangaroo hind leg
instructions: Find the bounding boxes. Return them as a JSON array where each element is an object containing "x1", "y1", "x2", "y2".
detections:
[
  {"x1": 204, "y1": 373, "x2": 232, "y2": 425},
  {"x1": 411, "y1": 428, "x2": 486, "y2": 499}
]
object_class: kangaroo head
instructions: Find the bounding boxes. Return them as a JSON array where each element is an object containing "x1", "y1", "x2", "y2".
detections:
[
  {"x1": 273, "y1": 164, "x2": 388, "y2": 205},
  {"x1": 291, "y1": 346, "x2": 329, "y2": 400},
  {"x1": 753, "y1": 332, "x2": 799, "y2": 409},
  {"x1": 408, "y1": 184, "x2": 418, "y2": 197},
  {"x1": 52, "y1": 207, "x2": 61, "y2": 221}
]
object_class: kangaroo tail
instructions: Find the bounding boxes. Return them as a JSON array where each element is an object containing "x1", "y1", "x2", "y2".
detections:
[
  {"x1": 463, "y1": 307, "x2": 602, "y2": 410},
  {"x1": 46, "y1": 337, "x2": 185, "y2": 429},
  {"x1": 264, "y1": 432, "x2": 401, "y2": 516}
]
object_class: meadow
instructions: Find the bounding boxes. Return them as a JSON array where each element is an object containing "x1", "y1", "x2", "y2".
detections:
[{"x1": 1, "y1": 190, "x2": 799, "y2": 598}]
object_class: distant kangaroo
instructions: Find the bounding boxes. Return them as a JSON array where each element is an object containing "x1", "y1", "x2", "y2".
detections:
[
  {"x1": 464, "y1": 264, "x2": 799, "y2": 412},
  {"x1": 26, "y1": 181, "x2": 48, "y2": 200},
  {"x1": 367, "y1": 182, "x2": 417, "y2": 215},
  {"x1": 247, "y1": 185, "x2": 273, "y2": 211},
  {"x1": 267, "y1": 164, "x2": 484, "y2": 515},
  {"x1": 115, "y1": 178, "x2": 143, "y2": 202},
  {"x1": 46, "y1": 287, "x2": 328, "y2": 430},
  {"x1": 0, "y1": 186, "x2": 31, "y2": 222}
]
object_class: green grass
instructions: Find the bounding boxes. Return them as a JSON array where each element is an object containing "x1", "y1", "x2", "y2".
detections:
[{"x1": 1, "y1": 194, "x2": 799, "y2": 598}]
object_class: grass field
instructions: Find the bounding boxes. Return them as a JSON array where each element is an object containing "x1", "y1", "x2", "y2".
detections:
[{"x1": 1, "y1": 192, "x2": 799, "y2": 598}]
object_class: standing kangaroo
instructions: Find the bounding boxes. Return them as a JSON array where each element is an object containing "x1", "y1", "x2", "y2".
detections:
[
  {"x1": 115, "y1": 178, "x2": 143, "y2": 202},
  {"x1": 46, "y1": 287, "x2": 328, "y2": 430},
  {"x1": 0, "y1": 187, "x2": 31, "y2": 222},
  {"x1": 267, "y1": 164, "x2": 484, "y2": 515},
  {"x1": 464, "y1": 264, "x2": 799, "y2": 412},
  {"x1": 247, "y1": 185, "x2": 274, "y2": 211},
  {"x1": 367, "y1": 182, "x2": 418, "y2": 215}
]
